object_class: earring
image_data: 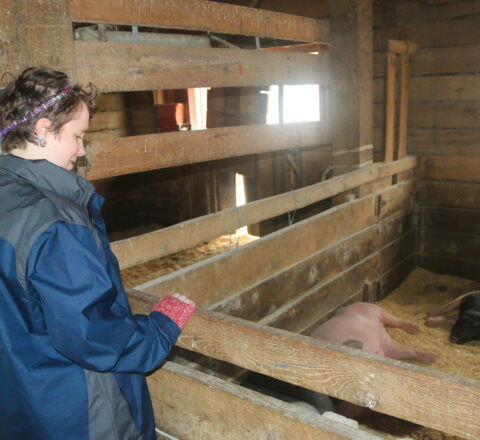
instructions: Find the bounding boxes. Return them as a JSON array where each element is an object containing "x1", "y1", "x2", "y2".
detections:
[{"x1": 37, "y1": 135, "x2": 46, "y2": 148}]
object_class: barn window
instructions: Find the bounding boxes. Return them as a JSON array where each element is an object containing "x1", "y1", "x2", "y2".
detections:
[{"x1": 265, "y1": 84, "x2": 321, "y2": 125}]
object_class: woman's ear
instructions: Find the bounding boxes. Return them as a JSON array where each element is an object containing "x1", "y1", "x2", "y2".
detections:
[{"x1": 34, "y1": 118, "x2": 52, "y2": 138}]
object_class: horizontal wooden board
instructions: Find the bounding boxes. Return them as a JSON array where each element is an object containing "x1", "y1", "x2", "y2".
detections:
[
  {"x1": 88, "y1": 110, "x2": 128, "y2": 132},
  {"x1": 71, "y1": 0, "x2": 329, "y2": 43},
  {"x1": 420, "y1": 228, "x2": 480, "y2": 262},
  {"x1": 373, "y1": 14, "x2": 480, "y2": 50},
  {"x1": 417, "y1": 156, "x2": 480, "y2": 182},
  {"x1": 377, "y1": 179, "x2": 417, "y2": 219},
  {"x1": 374, "y1": 45, "x2": 480, "y2": 77},
  {"x1": 86, "y1": 121, "x2": 330, "y2": 180},
  {"x1": 76, "y1": 41, "x2": 329, "y2": 92},
  {"x1": 85, "y1": 128, "x2": 129, "y2": 142},
  {"x1": 379, "y1": 230, "x2": 417, "y2": 274},
  {"x1": 374, "y1": 102, "x2": 480, "y2": 129},
  {"x1": 422, "y1": 206, "x2": 480, "y2": 235},
  {"x1": 211, "y1": 226, "x2": 378, "y2": 321},
  {"x1": 259, "y1": 254, "x2": 379, "y2": 333},
  {"x1": 112, "y1": 157, "x2": 418, "y2": 269},
  {"x1": 418, "y1": 180, "x2": 480, "y2": 209},
  {"x1": 392, "y1": 1, "x2": 480, "y2": 24},
  {"x1": 378, "y1": 207, "x2": 416, "y2": 248},
  {"x1": 126, "y1": 288, "x2": 480, "y2": 439},
  {"x1": 136, "y1": 196, "x2": 377, "y2": 306},
  {"x1": 377, "y1": 254, "x2": 416, "y2": 299},
  {"x1": 418, "y1": 254, "x2": 480, "y2": 283},
  {"x1": 374, "y1": 75, "x2": 480, "y2": 103},
  {"x1": 149, "y1": 362, "x2": 382, "y2": 440},
  {"x1": 405, "y1": 128, "x2": 480, "y2": 157}
]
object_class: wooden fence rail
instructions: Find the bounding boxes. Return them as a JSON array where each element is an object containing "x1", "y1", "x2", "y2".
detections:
[
  {"x1": 70, "y1": 0, "x2": 329, "y2": 43},
  {"x1": 112, "y1": 157, "x2": 418, "y2": 270},
  {"x1": 128, "y1": 288, "x2": 480, "y2": 440}
]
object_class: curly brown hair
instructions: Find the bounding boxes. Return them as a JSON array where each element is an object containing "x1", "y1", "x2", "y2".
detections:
[{"x1": 0, "y1": 66, "x2": 97, "y2": 153}]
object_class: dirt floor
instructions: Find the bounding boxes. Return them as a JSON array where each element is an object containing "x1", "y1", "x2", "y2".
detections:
[{"x1": 360, "y1": 267, "x2": 479, "y2": 440}]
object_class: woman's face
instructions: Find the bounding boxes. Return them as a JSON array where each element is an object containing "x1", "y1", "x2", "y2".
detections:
[{"x1": 43, "y1": 102, "x2": 89, "y2": 170}]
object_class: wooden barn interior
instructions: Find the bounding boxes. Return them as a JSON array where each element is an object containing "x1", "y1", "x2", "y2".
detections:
[{"x1": 1, "y1": 0, "x2": 480, "y2": 439}]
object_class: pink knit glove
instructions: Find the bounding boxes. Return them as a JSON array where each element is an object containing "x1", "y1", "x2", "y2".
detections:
[{"x1": 152, "y1": 294, "x2": 195, "y2": 329}]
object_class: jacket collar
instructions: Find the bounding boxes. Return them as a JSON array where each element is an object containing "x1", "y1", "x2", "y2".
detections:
[{"x1": 0, "y1": 154, "x2": 95, "y2": 209}]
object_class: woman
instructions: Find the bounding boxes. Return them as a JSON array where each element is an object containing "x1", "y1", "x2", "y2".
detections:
[{"x1": 0, "y1": 66, "x2": 195, "y2": 440}]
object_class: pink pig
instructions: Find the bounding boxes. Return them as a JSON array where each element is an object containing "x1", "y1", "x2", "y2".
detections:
[{"x1": 310, "y1": 302, "x2": 436, "y2": 364}]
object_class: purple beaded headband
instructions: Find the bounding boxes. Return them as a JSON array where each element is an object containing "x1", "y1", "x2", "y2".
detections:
[{"x1": 0, "y1": 84, "x2": 73, "y2": 144}]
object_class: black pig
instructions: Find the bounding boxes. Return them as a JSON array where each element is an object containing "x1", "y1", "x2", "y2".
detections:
[{"x1": 450, "y1": 292, "x2": 480, "y2": 344}]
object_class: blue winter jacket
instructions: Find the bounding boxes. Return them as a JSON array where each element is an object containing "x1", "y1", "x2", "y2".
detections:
[{"x1": 0, "y1": 154, "x2": 181, "y2": 440}]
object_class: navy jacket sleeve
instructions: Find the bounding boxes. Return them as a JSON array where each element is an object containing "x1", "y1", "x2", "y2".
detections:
[{"x1": 26, "y1": 221, "x2": 181, "y2": 373}]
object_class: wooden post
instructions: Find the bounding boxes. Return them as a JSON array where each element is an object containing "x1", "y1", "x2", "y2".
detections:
[
  {"x1": 384, "y1": 51, "x2": 397, "y2": 163},
  {"x1": 397, "y1": 53, "x2": 410, "y2": 160},
  {"x1": 329, "y1": 0, "x2": 373, "y2": 175},
  {"x1": 0, "y1": 0, "x2": 76, "y2": 85}
]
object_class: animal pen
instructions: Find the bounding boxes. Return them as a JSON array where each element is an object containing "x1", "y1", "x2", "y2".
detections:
[{"x1": 2, "y1": 1, "x2": 480, "y2": 439}]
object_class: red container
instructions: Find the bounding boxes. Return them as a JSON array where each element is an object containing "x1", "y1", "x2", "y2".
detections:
[{"x1": 156, "y1": 103, "x2": 184, "y2": 132}]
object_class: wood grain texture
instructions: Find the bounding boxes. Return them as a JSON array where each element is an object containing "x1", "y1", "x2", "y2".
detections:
[
  {"x1": 422, "y1": 206, "x2": 480, "y2": 235},
  {"x1": 111, "y1": 157, "x2": 418, "y2": 269},
  {"x1": 374, "y1": 15, "x2": 480, "y2": 50},
  {"x1": 416, "y1": 156, "x2": 480, "y2": 182},
  {"x1": 0, "y1": 0, "x2": 76, "y2": 84},
  {"x1": 136, "y1": 196, "x2": 377, "y2": 306},
  {"x1": 148, "y1": 362, "x2": 383, "y2": 440},
  {"x1": 329, "y1": 0, "x2": 373, "y2": 169},
  {"x1": 75, "y1": 41, "x2": 329, "y2": 92},
  {"x1": 86, "y1": 121, "x2": 330, "y2": 180},
  {"x1": 402, "y1": 128, "x2": 480, "y2": 157},
  {"x1": 126, "y1": 288, "x2": 480, "y2": 439},
  {"x1": 418, "y1": 180, "x2": 480, "y2": 209},
  {"x1": 418, "y1": 254, "x2": 480, "y2": 283},
  {"x1": 374, "y1": 44, "x2": 480, "y2": 77},
  {"x1": 384, "y1": 52, "x2": 396, "y2": 162},
  {"x1": 374, "y1": 75, "x2": 480, "y2": 103},
  {"x1": 71, "y1": 0, "x2": 329, "y2": 43},
  {"x1": 259, "y1": 253, "x2": 379, "y2": 333},
  {"x1": 211, "y1": 226, "x2": 378, "y2": 321}
]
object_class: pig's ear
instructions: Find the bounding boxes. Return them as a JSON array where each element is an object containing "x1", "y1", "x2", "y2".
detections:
[{"x1": 342, "y1": 339, "x2": 363, "y2": 350}]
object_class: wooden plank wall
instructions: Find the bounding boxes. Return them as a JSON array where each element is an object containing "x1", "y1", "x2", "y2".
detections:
[
  {"x1": 372, "y1": 2, "x2": 480, "y2": 160},
  {"x1": 372, "y1": 1, "x2": 480, "y2": 282}
]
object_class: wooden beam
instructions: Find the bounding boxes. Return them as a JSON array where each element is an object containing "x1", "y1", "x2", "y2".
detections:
[
  {"x1": 384, "y1": 52, "x2": 396, "y2": 162},
  {"x1": 418, "y1": 180, "x2": 480, "y2": 209},
  {"x1": 75, "y1": 41, "x2": 329, "y2": 93},
  {"x1": 263, "y1": 43, "x2": 330, "y2": 53},
  {"x1": 149, "y1": 362, "x2": 382, "y2": 440},
  {"x1": 127, "y1": 288, "x2": 480, "y2": 439},
  {"x1": 258, "y1": 253, "x2": 378, "y2": 333},
  {"x1": 377, "y1": 253, "x2": 415, "y2": 299},
  {"x1": 329, "y1": 0, "x2": 373, "y2": 174},
  {"x1": 70, "y1": 0, "x2": 329, "y2": 43},
  {"x1": 86, "y1": 121, "x2": 330, "y2": 180},
  {"x1": 384, "y1": 39, "x2": 420, "y2": 55},
  {"x1": 397, "y1": 54, "x2": 410, "y2": 160},
  {"x1": 211, "y1": 226, "x2": 377, "y2": 321},
  {"x1": 136, "y1": 196, "x2": 377, "y2": 306},
  {"x1": 422, "y1": 206, "x2": 480, "y2": 235},
  {"x1": 374, "y1": 75, "x2": 480, "y2": 103},
  {"x1": 417, "y1": 156, "x2": 480, "y2": 182},
  {"x1": 374, "y1": 44, "x2": 480, "y2": 77},
  {"x1": 0, "y1": 0, "x2": 76, "y2": 85},
  {"x1": 421, "y1": 229, "x2": 480, "y2": 262},
  {"x1": 374, "y1": 15, "x2": 480, "y2": 50},
  {"x1": 111, "y1": 157, "x2": 418, "y2": 270},
  {"x1": 418, "y1": 254, "x2": 480, "y2": 284}
]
